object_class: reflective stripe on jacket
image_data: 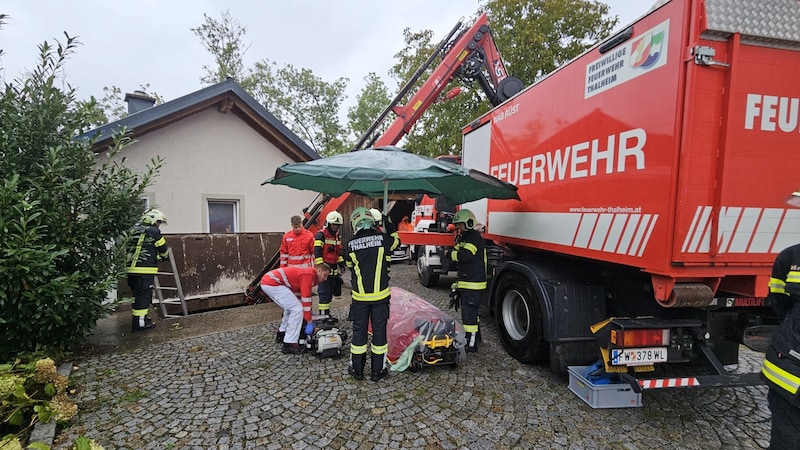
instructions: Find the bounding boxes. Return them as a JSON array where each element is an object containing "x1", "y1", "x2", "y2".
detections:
[
  {"x1": 314, "y1": 227, "x2": 343, "y2": 275},
  {"x1": 280, "y1": 228, "x2": 315, "y2": 267},
  {"x1": 344, "y1": 228, "x2": 399, "y2": 302},
  {"x1": 126, "y1": 224, "x2": 168, "y2": 275},
  {"x1": 449, "y1": 228, "x2": 487, "y2": 291}
]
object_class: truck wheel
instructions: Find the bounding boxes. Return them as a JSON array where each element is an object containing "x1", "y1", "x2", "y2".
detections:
[
  {"x1": 417, "y1": 247, "x2": 439, "y2": 287},
  {"x1": 494, "y1": 272, "x2": 547, "y2": 364}
]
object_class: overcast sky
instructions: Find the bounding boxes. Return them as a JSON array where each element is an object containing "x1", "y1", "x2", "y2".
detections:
[{"x1": 1, "y1": 1, "x2": 654, "y2": 110}]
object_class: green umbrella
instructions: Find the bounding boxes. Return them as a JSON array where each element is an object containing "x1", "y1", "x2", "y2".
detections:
[{"x1": 262, "y1": 145, "x2": 520, "y2": 207}]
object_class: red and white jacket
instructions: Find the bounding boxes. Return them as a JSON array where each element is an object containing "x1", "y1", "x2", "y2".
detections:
[
  {"x1": 280, "y1": 228, "x2": 315, "y2": 268},
  {"x1": 260, "y1": 266, "x2": 318, "y2": 321}
]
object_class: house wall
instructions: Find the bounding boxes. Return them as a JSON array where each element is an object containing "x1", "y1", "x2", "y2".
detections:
[{"x1": 107, "y1": 108, "x2": 317, "y2": 233}]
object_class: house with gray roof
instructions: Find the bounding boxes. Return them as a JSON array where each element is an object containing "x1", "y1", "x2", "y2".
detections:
[{"x1": 83, "y1": 78, "x2": 319, "y2": 234}]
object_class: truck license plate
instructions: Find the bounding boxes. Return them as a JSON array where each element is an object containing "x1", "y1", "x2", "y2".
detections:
[{"x1": 610, "y1": 347, "x2": 668, "y2": 366}]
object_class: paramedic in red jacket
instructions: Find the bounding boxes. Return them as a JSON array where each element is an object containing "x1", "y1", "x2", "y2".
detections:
[
  {"x1": 260, "y1": 264, "x2": 330, "y2": 354},
  {"x1": 280, "y1": 215, "x2": 315, "y2": 268}
]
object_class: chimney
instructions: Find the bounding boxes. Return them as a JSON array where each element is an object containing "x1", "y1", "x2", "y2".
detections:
[{"x1": 124, "y1": 90, "x2": 157, "y2": 115}]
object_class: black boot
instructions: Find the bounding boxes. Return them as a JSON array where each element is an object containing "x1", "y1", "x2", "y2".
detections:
[
  {"x1": 370, "y1": 353, "x2": 388, "y2": 382},
  {"x1": 465, "y1": 332, "x2": 479, "y2": 353},
  {"x1": 281, "y1": 343, "x2": 306, "y2": 355},
  {"x1": 349, "y1": 354, "x2": 365, "y2": 380},
  {"x1": 275, "y1": 330, "x2": 286, "y2": 343},
  {"x1": 132, "y1": 315, "x2": 155, "y2": 332}
]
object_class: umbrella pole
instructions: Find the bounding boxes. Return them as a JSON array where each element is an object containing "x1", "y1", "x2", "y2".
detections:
[{"x1": 383, "y1": 181, "x2": 389, "y2": 215}]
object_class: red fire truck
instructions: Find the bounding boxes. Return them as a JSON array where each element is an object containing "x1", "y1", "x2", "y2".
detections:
[{"x1": 456, "y1": 0, "x2": 800, "y2": 387}]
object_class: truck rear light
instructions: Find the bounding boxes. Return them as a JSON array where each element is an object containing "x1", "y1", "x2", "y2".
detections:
[{"x1": 611, "y1": 328, "x2": 670, "y2": 347}]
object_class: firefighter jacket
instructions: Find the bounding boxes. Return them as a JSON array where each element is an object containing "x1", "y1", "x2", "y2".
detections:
[
  {"x1": 280, "y1": 228, "x2": 315, "y2": 267},
  {"x1": 344, "y1": 226, "x2": 400, "y2": 302},
  {"x1": 449, "y1": 228, "x2": 487, "y2": 291},
  {"x1": 126, "y1": 224, "x2": 169, "y2": 275},
  {"x1": 314, "y1": 226, "x2": 344, "y2": 275},
  {"x1": 260, "y1": 266, "x2": 318, "y2": 321},
  {"x1": 761, "y1": 243, "x2": 800, "y2": 405}
]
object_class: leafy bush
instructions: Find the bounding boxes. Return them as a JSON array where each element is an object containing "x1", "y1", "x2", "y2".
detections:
[
  {"x1": 0, "y1": 34, "x2": 160, "y2": 360},
  {"x1": 0, "y1": 358, "x2": 75, "y2": 446}
]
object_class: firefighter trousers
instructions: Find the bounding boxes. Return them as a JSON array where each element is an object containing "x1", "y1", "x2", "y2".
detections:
[
  {"x1": 768, "y1": 388, "x2": 800, "y2": 449},
  {"x1": 460, "y1": 289, "x2": 484, "y2": 331},
  {"x1": 349, "y1": 298, "x2": 389, "y2": 353},
  {"x1": 127, "y1": 274, "x2": 155, "y2": 313}
]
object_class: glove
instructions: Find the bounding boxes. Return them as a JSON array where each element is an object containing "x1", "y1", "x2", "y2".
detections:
[
  {"x1": 304, "y1": 322, "x2": 315, "y2": 336},
  {"x1": 448, "y1": 283, "x2": 461, "y2": 311},
  {"x1": 338, "y1": 262, "x2": 347, "y2": 275}
]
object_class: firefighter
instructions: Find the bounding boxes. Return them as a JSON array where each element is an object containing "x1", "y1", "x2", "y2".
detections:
[
  {"x1": 126, "y1": 209, "x2": 170, "y2": 332},
  {"x1": 260, "y1": 264, "x2": 331, "y2": 355},
  {"x1": 447, "y1": 209, "x2": 486, "y2": 353},
  {"x1": 370, "y1": 208, "x2": 384, "y2": 231},
  {"x1": 761, "y1": 242, "x2": 800, "y2": 448},
  {"x1": 344, "y1": 207, "x2": 400, "y2": 381},
  {"x1": 314, "y1": 211, "x2": 345, "y2": 318},
  {"x1": 280, "y1": 215, "x2": 315, "y2": 268}
]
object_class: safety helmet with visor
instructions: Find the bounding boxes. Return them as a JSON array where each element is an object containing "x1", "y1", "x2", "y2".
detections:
[
  {"x1": 326, "y1": 211, "x2": 343, "y2": 226},
  {"x1": 452, "y1": 209, "x2": 477, "y2": 230},
  {"x1": 142, "y1": 209, "x2": 168, "y2": 226},
  {"x1": 350, "y1": 207, "x2": 376, "y2": 232}
]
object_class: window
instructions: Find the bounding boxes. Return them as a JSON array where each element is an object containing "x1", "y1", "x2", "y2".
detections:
[{"x1": 208, "y1": 200, "x2": 239, "y2": 233}]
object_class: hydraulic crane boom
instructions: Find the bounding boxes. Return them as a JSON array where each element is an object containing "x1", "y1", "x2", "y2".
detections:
[
  {"x1": 303, "y1": 12, "x2": 522, "y2": 230},
  {"x1": 245, "y1": 13, "x2": 522, "y2": 303}
]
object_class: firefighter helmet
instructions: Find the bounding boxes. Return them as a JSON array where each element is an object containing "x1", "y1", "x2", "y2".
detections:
[
  {"x1": 369, "y1": 208, "x2": 383, "y2": 223},
  {"x1": 142, "y1": 209, "x2": 167, "y2": 225},
  {"x1": 350, "y1": 207, "x2": 375, "y2": 232},
  {"x1": 326, "y1": 211, "x2": 343, "y2": 225},
  {"x1": 452, "y1": 209, "x2": 476, "y2": 230}
]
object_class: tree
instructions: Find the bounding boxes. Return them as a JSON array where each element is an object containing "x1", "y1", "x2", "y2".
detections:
[
  {"x1": 483, "y1": 0, "x2": 616, "y2": 82},
  {"x1": 250, "y1": 61, "x2": 349, "y2": 156},
  {"x1": 347, "y1": 72, "x2": 391, "y2": 148},
  {"x1": 191, "y1": 9, "x2": 252, "y2": 89},
  {"x1": 388, "y1": 0, "x2": 618, "y2": 157},
  {"x1": 0, "y1": 33, "x2": 161, "y2": 361},
  {"x1": 192, "y1": 11, "x2": 350, "y2": 156}
]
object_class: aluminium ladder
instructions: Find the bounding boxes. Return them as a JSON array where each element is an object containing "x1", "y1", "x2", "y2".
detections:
[{"x1": 153, "y1": 247, "x2": 188, "y2": 318}]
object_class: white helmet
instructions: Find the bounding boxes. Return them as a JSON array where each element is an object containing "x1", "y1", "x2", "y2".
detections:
[
  {"x1": 142, "y1": 209, "x2": 167, "y2": 225},
  {"x1": 369, "y1": 208, "x2": 383, "y2": 223},
  {"x1": 326, "y1": 211, "x2": 343, "y2": 225}
]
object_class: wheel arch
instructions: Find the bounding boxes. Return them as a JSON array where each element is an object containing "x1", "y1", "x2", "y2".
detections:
[{"x1": 490, "y1": 259, "x2": 557, "y2": 341}]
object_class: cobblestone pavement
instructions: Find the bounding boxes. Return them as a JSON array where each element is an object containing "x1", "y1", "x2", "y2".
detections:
[{"x1": 55, "y1": 263, "x2": 772, "y2": 449}]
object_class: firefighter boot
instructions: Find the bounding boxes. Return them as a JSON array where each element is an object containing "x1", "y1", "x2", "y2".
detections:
[
  {"x1": 348, "y1": 354, "x2": 365, "y2": 381},
  {"x1": 281, "y1": 343, "x2": 306, "y2": 355},
  {"x1": 131, "y1": 315, "x2": 155, "y2": 332},
  {"x1": 465, "y1": 332, "x2": 479, "y2": 353},
  {"x1": 370, "y1": 354, "x2": 389, "y2": 382},
  {"x1": 275, "y1": 330, "x2": 286, "y2": 343}
]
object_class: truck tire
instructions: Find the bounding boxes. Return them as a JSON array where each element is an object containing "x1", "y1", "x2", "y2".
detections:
[
  {"x1": 417, "y1": 247, "x2": 439, "y2": 287},
  {"x1": 494, "y1": 271, "x2": 547, "y2": 364}
]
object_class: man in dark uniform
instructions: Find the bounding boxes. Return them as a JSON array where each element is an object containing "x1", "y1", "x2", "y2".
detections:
[
  {"x1": 447, "y1": 208, "x2": 487, "y2": 353},
  {"x1": 344, "y1": 207, "x2": 400, "y2": 381},
  {"x1": 314, "y1": 211, "x2": 345, "y2": 318},
  {"x1": 126, "y1": 209, "x2": 169, "y2": 332},
  {"x1": 762, "y1": 242, "x2": 800, "y2": 449}
]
